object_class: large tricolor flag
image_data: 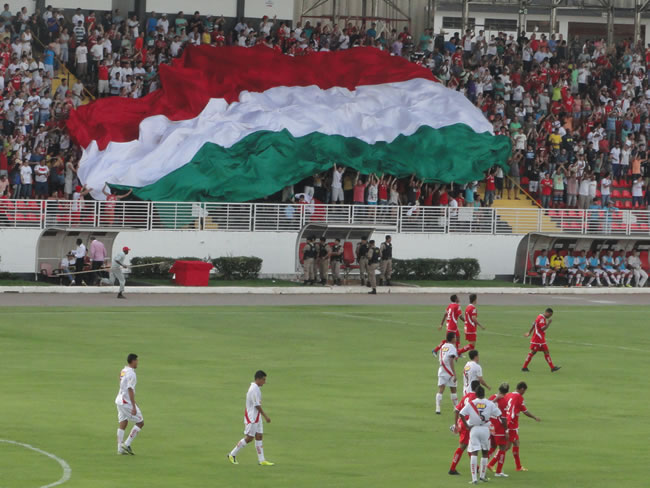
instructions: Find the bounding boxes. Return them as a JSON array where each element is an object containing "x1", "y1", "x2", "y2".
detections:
[{"x1": 68, "y1": 46, "x2": 511, "y2": 202}]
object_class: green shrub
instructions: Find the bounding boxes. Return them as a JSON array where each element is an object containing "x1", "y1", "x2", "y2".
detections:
[
  {"x1": 447, "y1": 258, "x2": 481, "y2": 280},
  {"x1": 392, "y1": 258, "x2": 480, "y2": 281},
  {"x1": 212, "y1": 257, "x2": 262, "y2": 280},
  {"x1": 129, "y1": 256, "x2": 202, "y2": 278}
]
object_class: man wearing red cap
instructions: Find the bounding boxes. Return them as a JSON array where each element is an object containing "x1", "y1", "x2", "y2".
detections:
[{"x1": 109, "y1": 246, "x2": 130, "y2": 299}]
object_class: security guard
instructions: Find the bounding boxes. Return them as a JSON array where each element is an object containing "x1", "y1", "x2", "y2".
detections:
[
  {"x1": 330, "y1": 238, "x2": 343, "y2": 286},
  {"x1": 302, "y1": 236, "x2": 317, "y2": 285},
  {"x1": 379, "y1": 235, "x2": 393, "y2": 286},
  {"x1": 356, "y1": 236, "x2": 369, "y2": 286},
  {"x1": 317, "y1": 237, "x2": 330, "y2": 285},
  {"x1": 367, "y1": 239, "x2": 381, "y2": 294}
]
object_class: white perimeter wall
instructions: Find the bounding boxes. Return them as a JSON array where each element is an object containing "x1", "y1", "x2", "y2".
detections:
[
  {"x1": 48, "y1": 0, "x2": 112, "y2": 10},
  {"x1": 246, "y1": 0, "x2": 294, "y2": 21},
  {"x1": 147, "y1": 0, "x2": 237, "y2": 17},
  {"x1": 0, "y1": 230, "x2": 521, "y2": 279}
]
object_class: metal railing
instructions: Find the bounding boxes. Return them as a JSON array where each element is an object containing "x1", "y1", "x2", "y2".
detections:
[{"x1": 1, "y1": 199, "x2": 649, "y2": 236}]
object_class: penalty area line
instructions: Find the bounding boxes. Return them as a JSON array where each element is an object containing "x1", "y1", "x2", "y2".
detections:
[{"x1": 0, "y1": 439, "x2": 71, "y2": 488}]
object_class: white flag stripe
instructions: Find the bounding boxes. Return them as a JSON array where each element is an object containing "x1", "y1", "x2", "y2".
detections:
[{"x1": 79, "y1": 78, "x2": 493, "y2": 200}]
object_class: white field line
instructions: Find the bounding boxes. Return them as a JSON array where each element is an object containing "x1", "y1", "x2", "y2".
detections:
[
  {"x1": 321, "y1": 311, "x2": 647, "y2": 353},
  {"x1": 0, "y1": 439, "x2": 71, "y2": 487}
]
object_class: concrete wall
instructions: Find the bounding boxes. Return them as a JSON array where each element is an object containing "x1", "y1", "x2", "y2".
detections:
[
  {"x1": 147, "y1": 0, "x2": 237, "y2": 16},
  {"x1": 0, "y1": 229, "x2": 521, "y2": 279}
]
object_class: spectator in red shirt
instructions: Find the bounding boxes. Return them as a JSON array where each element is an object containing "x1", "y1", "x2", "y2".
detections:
[
  {"x1": 540, "y1": 173, "x2": 553, "y2": 208},
  {"x1": 484, "y1": 170, "x2": 496, "y2": 206}
]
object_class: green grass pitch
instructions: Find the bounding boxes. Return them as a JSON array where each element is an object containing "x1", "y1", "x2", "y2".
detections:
[{"x1": 0, "y1": 304, "x2": 647, "y2": 488}]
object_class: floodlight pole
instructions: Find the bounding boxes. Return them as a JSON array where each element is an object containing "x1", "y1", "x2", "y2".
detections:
[
  {"x1": 550, "y1": 0, "x2": 562, "y2": 36},
  {"x1": 518, "y1": 0, "x2": 528, "y2": 37},
  {"x1": 461, "y1": 0, "x2": 470, "y2": 33},
  {"x1": 634, "y1": 0, "x2": 650, "y2": 46}
]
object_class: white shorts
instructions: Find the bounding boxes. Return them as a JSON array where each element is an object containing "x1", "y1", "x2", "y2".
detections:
[
  {"x1": 468, "y1": 425, "x2": 491, "y2": 452},
  {"x1": 331, "y1": 187, "x2": 344, "y2": 202},
  {"x1": 244, "y1": 421, "x2": 263, "y2": 436},
  {"x1": 437, "y1": 369, "x2": 457, "y2": 387},
  {"x1": 116, "y1": 403, "x2": 143, "y2": 423}
]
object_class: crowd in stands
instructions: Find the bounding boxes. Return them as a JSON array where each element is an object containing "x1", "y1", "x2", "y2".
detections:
[{"x1": 1, "y1": 6, "x2": 650, "y2": 216}]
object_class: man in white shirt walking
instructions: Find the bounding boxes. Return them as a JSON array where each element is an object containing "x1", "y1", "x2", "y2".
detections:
[
  {"x1": 228, "y1": 370, "x2": 274, "y2": 466},
  {"x1": 115, "y1": 353, "x2": 144, "y2": 455},
  {"x1": 109, "y1": 246, "x2": 130, "y2": 299}
]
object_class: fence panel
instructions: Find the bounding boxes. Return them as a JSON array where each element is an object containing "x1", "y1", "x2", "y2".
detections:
[{"x1": 1, "y1": 199, "x2": 649, "y2": 237}]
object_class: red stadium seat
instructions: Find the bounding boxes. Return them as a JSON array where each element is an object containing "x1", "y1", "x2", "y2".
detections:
[
  {"x1": 298, "y1": 243, "x2": 306, "y2": 264},
  {"x1": 615, "y1": 201, "x2": 624, "y2": 209},
  {"x1": 622, "y1": 190, "x2": 633, "y2": 199},
  {"x1": 612, "y1": 179, "x2": 621, "y2": 188},
  {"x1": 624, "y1": 200, "x2": 633, "y2": 209},
  {"x1": 611, "y1": 189, "x2": 622, "y2": 199},
  {"x1": 640, "y1": 251, "x2": 650, "y2": 270}
]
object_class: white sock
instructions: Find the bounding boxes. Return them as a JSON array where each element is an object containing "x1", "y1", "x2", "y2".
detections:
[
  {"x1": 480, "y1": 457, "x2": 488, "y2": 479},
  {"x1": 255, "y1": 440, "x2": 265, "y2": 462},
  {"x1": 541, "y1": 274, "x2": 546, "y2": 285},
  {"x1": 549, "y1": 273, "x2": 556, "y2": 284},
  {"x1": 117, "y1": 428, "x2": 125, "y2": 450},
  {"x1": 435, "y1": 393, "x2": 442, "y2": 412},
  {"x1": 230, "y1": 438, "x2": 248, "y2": 457},
  {"x1": 450, "y1": 393, "x2": 458, "y2": 407},
  {"x1": 588, "y1": 276, "x2": 595, "y2": 285},
  {"x1": 124, "y1": 425, "x2": 141, "y2": 447},
  {"x1": 470, "y1": 455, "x2": 478, "y2": 482},
  {"x1": 596, "y1": 277, "x2": 602, "y2": 286},
  {"x1": 626, "y1": 275, "x2": 633, "y2": 285}
]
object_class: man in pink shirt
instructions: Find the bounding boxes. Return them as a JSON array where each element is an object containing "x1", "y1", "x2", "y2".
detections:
[{"x1": 89, "y1": 236, "x2": 107, "y2": 285}]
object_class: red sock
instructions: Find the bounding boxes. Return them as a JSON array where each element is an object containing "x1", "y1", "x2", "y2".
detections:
[
  {"x1": 433, "y1": 339, "x2": 445, "y2": 353},
  {"x1": 544, "y1": 352, "x2": 555, "y2": 369},
  {"x1": 459, "y1": 343, "x2": 475, "y2": 354},
  {"x1": 487, "y1": 446, "x2": 496, "y2": 459},
  {"x1": 487, "y1": 452, "x2": 498, "y2": 469},
  {"x1": 522, "y1": 353, "x2": 534, "y2": 368},
  {"x1": 513, "y1": 446, "x2": 522, "y2": 470},
  {"x1": 449, "y1": 447, "x2": 463, "y2": 471},
  {"x1": 496, "y1": 450, "x2": 506, "y2": 473}
]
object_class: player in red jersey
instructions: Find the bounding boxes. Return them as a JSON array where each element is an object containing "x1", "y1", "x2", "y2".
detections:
[
  {"x1": 459, "y1": 294, "x2": 486, "y2": 354},
  {"x1": 433, "y1": 295, "x2": 464, "y2": 355},
  {"x1": 447, "y1": 379, "x2": 481, "y2": 475},
  {"x1": 504, "y1": 381, "x2": 541, "y2": 472},
  {"x1": 486, "y1": 383, "x2": 511, "y2": 477},
  {"x1": 522, "y1": 308, "x2": 561, "y2": 372}
]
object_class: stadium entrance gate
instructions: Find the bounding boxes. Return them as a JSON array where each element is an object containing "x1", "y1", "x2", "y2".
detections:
[
  {"x1": 36, "y1": 229, "x2": 120, "y2": 281},
  {"x1": 295, "y1": 223, "x2": 396, "y2": 279}
]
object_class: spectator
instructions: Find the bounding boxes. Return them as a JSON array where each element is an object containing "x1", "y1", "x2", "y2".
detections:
[{"x1": 632, "y1": 176, "x2": 645, "y2": 207}]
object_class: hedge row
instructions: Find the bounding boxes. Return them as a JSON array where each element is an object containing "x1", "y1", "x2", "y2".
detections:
[
  {"x1": 392, "y1": 258, "x2": 481, "y2": 281},
  {"x1": 129, "y1": 256, "x2": 262, "y2": 280}
]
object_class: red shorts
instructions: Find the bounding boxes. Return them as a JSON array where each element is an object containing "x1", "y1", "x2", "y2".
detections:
[
  {"x1": 459, "y1": 427, "x2": 470, "y2": 446},
  {"x1": 465, "y1": 333, "x2": 476, "y2": 343},
  {"x1": 507, "y1": 429, "x2": 519, "y2": 442},
  {"x1": 530, "y1": 342, "x2": 549, "y2": 352},
  {"x1": 491, "y1": 434, "x2": 507, "y2": 447}
]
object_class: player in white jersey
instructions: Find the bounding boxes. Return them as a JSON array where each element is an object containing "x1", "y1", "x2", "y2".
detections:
[
  {"x1": 228, "y1": 370, "x2": 274, "y2": 466},
  {"x1": 460, "y1": 386, "x2": 506, "y2": 484},
  {"x1": 115, "y1": 353, "x2": 144, "y2": 455},
  {"x1": 435, "y1": 331, "x2": 458, "y2": 415},
  {"x1": 462, "y1": 350, "x2": 490, "y2": 396}
]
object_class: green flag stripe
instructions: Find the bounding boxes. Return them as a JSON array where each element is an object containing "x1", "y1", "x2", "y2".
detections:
[{"x1": 110, "y1": 124, "x2": 512, "y2": 202}]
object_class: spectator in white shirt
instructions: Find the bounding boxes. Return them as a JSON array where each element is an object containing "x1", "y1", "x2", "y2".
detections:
[{"x1": 74, "y1": 238, "x2": 87, "y2": 285}]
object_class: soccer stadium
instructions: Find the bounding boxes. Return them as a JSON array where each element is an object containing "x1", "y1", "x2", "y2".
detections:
[{"x1": 0, "y1": 1, "x2": 647, "y2": 487}]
